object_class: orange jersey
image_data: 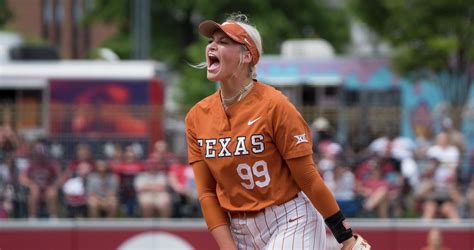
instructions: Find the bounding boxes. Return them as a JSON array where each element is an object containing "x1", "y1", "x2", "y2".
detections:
[{"x1": 185, "y1": 81, "x2": 313, "y2": 212}]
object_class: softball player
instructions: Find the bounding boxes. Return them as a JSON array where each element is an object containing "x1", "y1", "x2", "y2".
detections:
[{"x1": 185, "y1": 13, "x2": 370, "y2": 250}]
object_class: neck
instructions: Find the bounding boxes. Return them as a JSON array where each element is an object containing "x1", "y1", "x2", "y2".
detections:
[
  {"x1": 220, "y1": 78, "x2": 254, "y2": 109},
  {"x1": 220, "y1": 76, "x2": 252, "y2": 100}
]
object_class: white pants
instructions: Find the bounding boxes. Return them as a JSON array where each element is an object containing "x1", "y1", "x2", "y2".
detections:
[{"x1": 229, "y1": 192, "x2": 327, "y2": 250}]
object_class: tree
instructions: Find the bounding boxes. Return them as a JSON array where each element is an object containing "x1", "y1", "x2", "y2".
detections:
[
  {"x1": 0, "y1": 0, "x2": 12, "y2": 29},
  {"x1": 348, "y1": 0, "x2": 474, "y2": 107},
  {"x1": 87, "y1": 0, "x2": 351, "y2": 112}
]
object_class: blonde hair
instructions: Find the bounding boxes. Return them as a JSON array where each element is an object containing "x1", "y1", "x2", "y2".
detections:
[
  {"x1": 190, "y1": 13, "x2": 263, "y2": 79},
  {"x1": 226, "y1": 13, "x2": 263, "y2": 58}
]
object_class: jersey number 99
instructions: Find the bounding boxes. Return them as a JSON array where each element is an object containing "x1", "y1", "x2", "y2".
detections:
[{"x1": 237, "y1": 160, "x2": 271, "y2": 189}]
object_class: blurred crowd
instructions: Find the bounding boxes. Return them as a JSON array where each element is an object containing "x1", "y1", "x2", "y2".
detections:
[
  {"x1": 312, "y1": 117, "x2": 474, "y2": 221},
  {"x1": 1, "y1": 114, "x2": 474, "y2": 221},
  {"x1": 0, "y1": 117, "x2": 200, "y2": 219}
]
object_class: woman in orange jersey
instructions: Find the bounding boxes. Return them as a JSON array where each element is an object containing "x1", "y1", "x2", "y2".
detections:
[{"x1": 185, "y1": 13, "x2": 370, "y2": 250}]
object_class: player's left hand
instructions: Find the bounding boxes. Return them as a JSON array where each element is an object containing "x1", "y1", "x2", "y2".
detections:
[{"x1": 341, "y1": 234, "x2": 371, "y2": 250}]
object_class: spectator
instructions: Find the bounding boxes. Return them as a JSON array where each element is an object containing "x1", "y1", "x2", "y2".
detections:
[
  {"x1": 114, "y1": 145, "x2": 144, "y2": 217},
  {"x1": 134, "y1": 159, "x2": 172, "y2": 218},
  {"x1": 416, "y1": 158, "x2": 461, "y2": 221},
  {"x1": 87, "y1": 160, "x2": 119, "y2": 218},
  {"x1": 441, "y1": 117, "x2": 465, "y2": 160},
  {"x1": 107, "y1": 143, "x2": 123, "y2": 173},
  {"x1": 356, "y1": 157, "x2": 390, "y2": 218},
  {"x1": 426, "y1": 132, "x2": 459, "y2": 171},
  {"x1": 62, "y1": 143, "x2": 95, "y2": 185},
  {"x1": 62, "y1": 162, "x2": 89, "y2": 218},
  {"x1": 368, "y1": 131, "x2": 418, "y2": 189},
  {"x1": 11, "y1": 135, "x2": 31, "y2": 218},
  {"x1": 168, "y1": 158, "x2": 200, "y2": 217},
  {"x1": 325, "y1": 162, "x2": 360, "y2": 217},
  {"x1": 0, "y1": 108, "x2": 19, "y2": 159},
  {"x1": 0, "y1": 155, "x2": 15, "y2": 218},
  {"x1": 311, "y1": 117, "x2": 337, "y2": 160},
  {"x1": 148, "y1": 140, "x2": 177, "y2": 167},
  {"x1": 13, "y1": 135, "x2": 30, "y2": 173},
  {"x1": 413, "y1": 126, "x2": 434, "y2": 173},
  {"x1": 311, "y1": 117, "x2": 332, "y2": 143},
  {"x1": 420, "y1": 228, "x2": 451, "y2": 250},
  {"x1": 379, "y1": 135, "x2": 410, "y2": 217},
  {"x1": 0, "y1": 110, "x2": 20, "y2": 217},
  {"x1": 317, "y1": 141, "x2": 342, "y2": 175},
  {"x1": 20, "y1": 142, "x2": 61, "y2": 218}
]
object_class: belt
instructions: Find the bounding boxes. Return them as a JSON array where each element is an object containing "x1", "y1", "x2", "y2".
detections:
[{"x1": 228, "y1": 210, "x2": 262, "y2": 219}]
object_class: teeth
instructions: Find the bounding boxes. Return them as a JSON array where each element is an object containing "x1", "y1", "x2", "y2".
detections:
[
  {"x1": 208, "y1": 53, "x2": 219, "y2": 65},
  {"x1": 208, "y1": 53, "x2": 220, "y2": 71}
]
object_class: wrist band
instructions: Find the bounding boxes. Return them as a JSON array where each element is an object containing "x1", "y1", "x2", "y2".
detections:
[{"x1": 324, "y1": 210, "x2": 353, "y2": 243}]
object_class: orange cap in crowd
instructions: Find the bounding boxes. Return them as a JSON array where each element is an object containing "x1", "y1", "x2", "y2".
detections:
[{"x1": 199, "y1": 20, "x2": 260, "y2": 65}]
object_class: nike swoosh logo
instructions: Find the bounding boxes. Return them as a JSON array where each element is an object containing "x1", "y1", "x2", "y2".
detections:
[
  {"x1": 247, "y1": 117, "x2": 261, "y2": 126},
  {"x1": 288, "y1": 216, "x2": 304, "y2": 223}
]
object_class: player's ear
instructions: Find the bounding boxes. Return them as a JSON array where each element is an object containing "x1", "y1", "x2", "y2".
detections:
[{"x1": 242, "y1": 51, "x2": 252, "y2": 64}]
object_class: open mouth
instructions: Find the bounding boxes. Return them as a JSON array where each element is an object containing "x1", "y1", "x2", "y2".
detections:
[{"x1": 208, "y1": 54, "x2": 220, "y2": 71}]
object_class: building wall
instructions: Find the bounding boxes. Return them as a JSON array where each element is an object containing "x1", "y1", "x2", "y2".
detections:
[
  {"x1": 6, "y1": 0, "x2": 117, "y2": 59},
  {"x1": 5, "y1": 0, "x2": 42, "y2": 38}
]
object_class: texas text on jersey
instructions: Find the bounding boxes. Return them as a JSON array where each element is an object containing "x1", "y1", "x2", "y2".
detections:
[{"x1": 199, "y1": 134, "x2": 265, "y2": 158}]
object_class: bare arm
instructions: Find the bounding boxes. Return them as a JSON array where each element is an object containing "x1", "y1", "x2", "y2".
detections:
[{"x1": 210, "y1": 225, "x2": 237, "y2": 250}]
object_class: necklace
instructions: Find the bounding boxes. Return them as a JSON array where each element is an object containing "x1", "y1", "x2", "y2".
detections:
[{"x1": 221, "y1": 81, "x2": 254, "y2": 108}]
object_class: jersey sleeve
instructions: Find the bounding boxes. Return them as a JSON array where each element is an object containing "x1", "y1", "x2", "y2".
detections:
[
  {"x1": 191, "y1": 160, "x2": 230, "y2": 231},
  {"x1": 271, "y1": 97, "x2": 313, "y2": 160},
  {"x1": 185, "y1": 109, "x2": 203, "y2": 164},
  {"x1": 286, "y1": 155, "x2": 340, "y2": 218}
]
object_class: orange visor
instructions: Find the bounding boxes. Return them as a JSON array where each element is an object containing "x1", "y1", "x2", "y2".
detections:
[{"x1": 199, "y1": 20, "x2": 260, "y2": 66}]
